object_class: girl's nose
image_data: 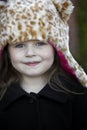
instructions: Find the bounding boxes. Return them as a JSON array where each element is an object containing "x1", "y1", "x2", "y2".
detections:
[{"x1": 25, "y1": 45, "x2": 36, "y2": 57}]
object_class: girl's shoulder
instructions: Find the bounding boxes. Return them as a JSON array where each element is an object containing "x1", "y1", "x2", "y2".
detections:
[
  {"x1": 0, "y1": 82, "x2": 20, "y2": 107},
  {"x1": 58, "y1": 73, "x2": 87, "y2": 94}
]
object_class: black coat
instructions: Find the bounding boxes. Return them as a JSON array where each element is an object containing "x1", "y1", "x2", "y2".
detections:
[{"x1": 0, "y1": 75, "x2": 87, "y2": 130}]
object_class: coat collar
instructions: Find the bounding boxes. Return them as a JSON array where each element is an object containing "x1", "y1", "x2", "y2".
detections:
[
  {"x1": 0, "y1": 82, "x2": 70, "y2": 110},
  {"x1": 0, "y1": 74, "x2": 87, "y2": 110}
]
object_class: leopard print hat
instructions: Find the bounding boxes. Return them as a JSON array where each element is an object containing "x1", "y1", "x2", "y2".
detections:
[{"x1": 0, "y1": 0, "x2": 87, "y2": 87}]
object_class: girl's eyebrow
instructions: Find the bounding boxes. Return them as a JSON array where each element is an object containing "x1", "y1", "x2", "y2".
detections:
[
  {"x1": 12, "y1": 41, "x2": 26, "y2": 45},
  {"x1": 11, "y1": 43, "x2": 22, "y2": 46},
  {"x1": 9, "y1": 40, "x2": 47, "y2": 47}
]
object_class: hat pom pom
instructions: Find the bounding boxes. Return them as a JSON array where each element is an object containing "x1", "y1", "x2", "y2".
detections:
[{"x1": 52, "y1": 0, "x2": 74, "y2": 22}]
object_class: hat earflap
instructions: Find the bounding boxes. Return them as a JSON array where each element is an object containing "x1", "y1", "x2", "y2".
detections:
[
  {"x1": 52, "y1": 0, "x2": 74, "y2": 22},
  {"x1": 48, "y1": 39, "x2": 87, "y2": 87}
]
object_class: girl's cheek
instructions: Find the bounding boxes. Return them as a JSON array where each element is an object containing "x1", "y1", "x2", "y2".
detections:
[
  {"x1": 9, "y1": 53, "x2": 19, "y2": 63},
  {"x1": 41, "y1": 48, "x2": 54, "y2": 58},
  {"x1": 10, "y1": 50, "x2": 23, "y2": 59}
]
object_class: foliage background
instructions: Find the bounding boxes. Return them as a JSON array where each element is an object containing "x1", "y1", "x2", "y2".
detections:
[{"x1": 77, "y1": 1, "x2": 87, "y2": 70}]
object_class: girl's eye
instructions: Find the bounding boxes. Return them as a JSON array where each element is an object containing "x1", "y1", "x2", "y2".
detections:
[
  {"x1": 36, "y1": 42, "x2": 47, "y2": 46},
  {"x1": 15, "y1": 44, "x2": 25, "y2": 48}
]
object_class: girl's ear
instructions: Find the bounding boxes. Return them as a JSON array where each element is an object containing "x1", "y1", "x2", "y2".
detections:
[{"x1": 52, "y1": 0, "x2": 74, "y2": 22}]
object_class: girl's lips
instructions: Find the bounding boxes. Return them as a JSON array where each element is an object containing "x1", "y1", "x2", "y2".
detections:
[{"x1": 25, "y1": 62, "x2": 41, "y2": 67}]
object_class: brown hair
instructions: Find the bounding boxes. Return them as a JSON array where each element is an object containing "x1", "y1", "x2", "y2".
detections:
[{"x1": 0, "y1": 45, "x2": 20, "y2": 89}]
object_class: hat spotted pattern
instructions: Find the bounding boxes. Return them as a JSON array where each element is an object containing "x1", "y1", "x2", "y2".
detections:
[{"x1": 0, "y1": 0, "x2": 87, "y2": 87}]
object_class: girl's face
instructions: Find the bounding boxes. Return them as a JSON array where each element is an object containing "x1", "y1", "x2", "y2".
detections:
[{"x1": 8, "y1": 40, "x2": 54, "y2": 78}]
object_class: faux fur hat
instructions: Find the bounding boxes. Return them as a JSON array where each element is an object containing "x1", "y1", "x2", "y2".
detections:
[{"x1": 0, "y1": 0, "x2": 87, "y2": 87}]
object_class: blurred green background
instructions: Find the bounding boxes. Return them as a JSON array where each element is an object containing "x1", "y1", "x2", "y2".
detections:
[
  {"x1": 77, "y1": 0, "x2": 87, "y2": 70},
  {"x1": 69, "y1": 0, "x2": 87, "y2": 70}
]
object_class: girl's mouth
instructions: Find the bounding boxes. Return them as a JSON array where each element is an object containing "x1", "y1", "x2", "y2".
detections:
[{"x1": 25, "y1": 61, "x2": 41, "y2": 67}]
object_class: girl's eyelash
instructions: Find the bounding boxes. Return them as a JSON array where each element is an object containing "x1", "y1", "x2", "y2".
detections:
[
  {"x1": 13, "y1": 42, "x2": 47, "y2": 48},
  {"x1": 36, "y1": 42, "x2": 47, "y2": 46},
  {"x1": 15, "y1": 44, "x2": 24, "y2": 48}
]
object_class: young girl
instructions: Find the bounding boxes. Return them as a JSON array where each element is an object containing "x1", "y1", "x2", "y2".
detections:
[{"x1": 0, "y1": 0, "x2": 87, "y2": 130}]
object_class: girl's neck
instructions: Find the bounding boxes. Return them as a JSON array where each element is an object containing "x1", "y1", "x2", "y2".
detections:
[{"x1": 20, "y1": 74, "x2": 48, "y2": 94}]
